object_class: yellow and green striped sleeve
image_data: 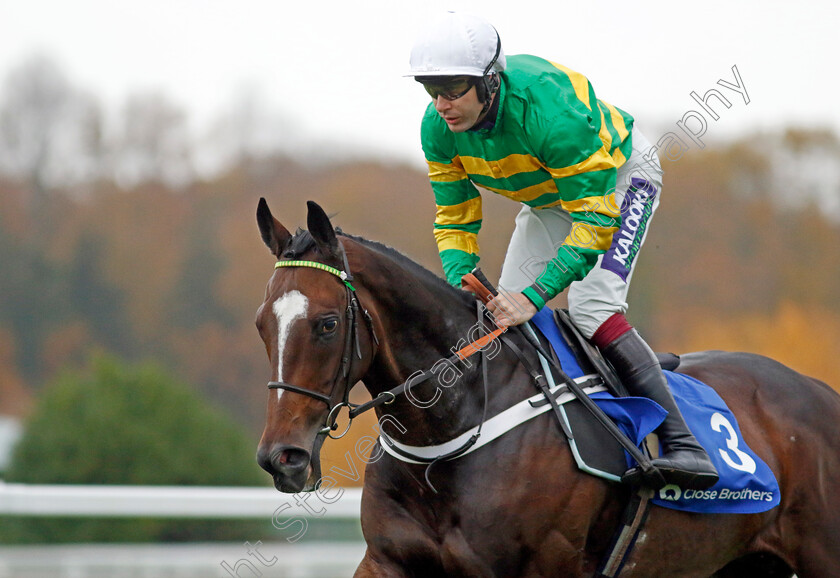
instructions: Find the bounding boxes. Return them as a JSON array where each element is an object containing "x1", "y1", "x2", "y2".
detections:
[{"x1": 427, "y1": 155, "x2": 483, "y2": 287}]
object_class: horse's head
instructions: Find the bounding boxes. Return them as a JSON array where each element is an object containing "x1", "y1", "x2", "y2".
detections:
[{"x1": 254, "y1": 199, "x2": 377, "y2": 492}]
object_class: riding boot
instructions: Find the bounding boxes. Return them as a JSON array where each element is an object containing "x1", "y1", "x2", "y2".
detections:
[{"x1": 601, "y1": 329, "x2": 719, "y2": 490}]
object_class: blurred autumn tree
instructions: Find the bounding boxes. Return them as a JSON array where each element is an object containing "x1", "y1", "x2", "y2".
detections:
[
  {"x1": 1, "y1": 56, "x2": 839, "y2": 492},
  {"x1": 629, "y1": 129, "x2": 840, "y2": 390}
]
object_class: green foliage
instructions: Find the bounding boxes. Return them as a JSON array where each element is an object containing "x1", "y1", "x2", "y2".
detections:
[{"x1": 0, "y1": 355, "x2": 271, "y2": 543}]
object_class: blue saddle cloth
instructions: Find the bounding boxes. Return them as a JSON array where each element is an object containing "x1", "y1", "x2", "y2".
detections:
[{"x1": 530, "y1": 308, "x2": 780, "y2": 515}]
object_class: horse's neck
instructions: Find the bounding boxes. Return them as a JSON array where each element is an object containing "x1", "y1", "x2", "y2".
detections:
[{"x1": 357, "y1": 256, "x2": 496, "y2": 444}]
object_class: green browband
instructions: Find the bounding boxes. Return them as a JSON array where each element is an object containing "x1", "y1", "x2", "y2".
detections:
[{"x1": 275, "y1": 260, "x2": 356, "y2": 291}]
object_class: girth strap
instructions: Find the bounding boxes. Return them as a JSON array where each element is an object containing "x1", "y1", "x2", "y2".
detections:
[{"x1": 379, "y1": 377, "x2": 606, "y2": 464}]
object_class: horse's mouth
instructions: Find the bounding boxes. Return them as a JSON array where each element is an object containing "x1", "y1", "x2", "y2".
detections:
[
  {"x1": 273, "y1": 474, "x2": 303, "y2": 493},
  {"x1": 263, "y1": 429, "x2": 325, "y2": 494},
  {"x1": 272, "y1": 463, "x2": 317, "y2": 493}
]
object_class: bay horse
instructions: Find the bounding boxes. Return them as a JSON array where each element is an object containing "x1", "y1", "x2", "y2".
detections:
[{"x1": 255, "y1": 199, "x2": 840, "y2": 577}]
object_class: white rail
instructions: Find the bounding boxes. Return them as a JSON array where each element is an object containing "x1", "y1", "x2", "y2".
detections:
[{"x1": 0, "y1": 482, "x2": 363, "y2": 518}]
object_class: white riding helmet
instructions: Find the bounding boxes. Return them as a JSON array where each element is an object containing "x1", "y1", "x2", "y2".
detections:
[{"x1": 406, "y1": 11, "x2": 506, "y2": 78}]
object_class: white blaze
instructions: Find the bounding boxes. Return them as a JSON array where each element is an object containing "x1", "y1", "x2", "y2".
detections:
[{"x1": 272, "y1": 290, "x2": 309, "y2": 400}]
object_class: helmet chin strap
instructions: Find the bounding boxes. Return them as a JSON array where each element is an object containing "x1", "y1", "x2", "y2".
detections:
[
  {"x1": 476, "y1": 28, "x2": 502, "y2": 117},
  {"x1": 470, "y1": 70, "x2": 500, "y2": 130},
  {"x1": 478, "y1": 75, "x2": 499, "y2": 114}
]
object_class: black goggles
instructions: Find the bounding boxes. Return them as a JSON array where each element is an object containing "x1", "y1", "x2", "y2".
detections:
[{"x1": 417, "y1": 76, "x2": 476, "y2": 101}]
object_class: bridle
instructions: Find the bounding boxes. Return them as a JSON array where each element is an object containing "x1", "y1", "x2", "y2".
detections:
[
  {"x1": 264, "y1": 246, "x2": 510, "y2": 486},
  {"x1": 267, "y1": 245, "x2": 379, "y2": 439},
  {"x1": 263, "y1": 246, "x2": 503, "y2": 448},
  {"x1": 264, "y1": 253, "x2": 515, "y2": 491}
]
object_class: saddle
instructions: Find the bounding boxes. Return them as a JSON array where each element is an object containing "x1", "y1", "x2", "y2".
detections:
[
  {"x1": 552, "y1": 308, "x2": 680, "y2": 394},
  {"x1": 461, "y1": 271, "x2": 667, "y2": 484},
  {"x1": 529, "y1": 308, "x2": 671, "y2": 482}
]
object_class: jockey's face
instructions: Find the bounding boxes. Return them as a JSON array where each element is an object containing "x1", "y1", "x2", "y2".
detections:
[{"x1": 431, "y1": 83, "x2": 486, "y2": 133}]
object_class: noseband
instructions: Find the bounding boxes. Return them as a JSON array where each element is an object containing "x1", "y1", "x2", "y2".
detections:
[{"x1": 267, "y1": 247, "x2": 378, "y2": 439}]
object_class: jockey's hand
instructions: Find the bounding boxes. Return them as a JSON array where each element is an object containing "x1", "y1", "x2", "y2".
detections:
[{"x1": 486, "y1": 292, "x2": 538, "y2": 328}]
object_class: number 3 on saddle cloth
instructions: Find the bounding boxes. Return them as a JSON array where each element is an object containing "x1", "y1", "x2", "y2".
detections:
[{"x1": 529, "y1": 308, "x2": 781, "y2": 515}]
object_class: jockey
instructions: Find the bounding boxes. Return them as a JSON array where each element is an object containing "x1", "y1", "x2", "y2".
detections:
[{"x1": 407, "y1": 11, "x2": 718, "y2": 490}]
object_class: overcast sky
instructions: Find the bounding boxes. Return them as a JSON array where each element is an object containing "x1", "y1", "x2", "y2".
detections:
[{"x1": 1, "y1": 0, "x2": 837, "y2": 169}]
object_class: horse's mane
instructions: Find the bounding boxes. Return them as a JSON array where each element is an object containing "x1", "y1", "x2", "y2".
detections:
[
  {"x1": 342, "y1": 230, "x2": 462, "y2": 293},
  {"x1": 283, "y1": 227, "x2": 471, "y2": 305}
]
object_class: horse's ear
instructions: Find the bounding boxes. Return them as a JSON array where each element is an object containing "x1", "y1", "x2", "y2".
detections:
[
  {"x1": 306, "y1": 200, "x2": 339, "y2": 256},
  {"x1": 257, "y1": 197, "x2": 292, "y2": 259}
]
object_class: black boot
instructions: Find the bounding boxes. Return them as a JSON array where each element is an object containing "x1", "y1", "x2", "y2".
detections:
[{"x1": 601, "y1": 330, "x2": 719, "y2": 490}]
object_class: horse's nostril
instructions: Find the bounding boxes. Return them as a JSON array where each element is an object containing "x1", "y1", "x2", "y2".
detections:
[
  {"x1": 276, "y1": 447, "x2": 310, "y2": 470},
  {"x1": 258, "y1": 444, "x2": 310, "y2": 476}
]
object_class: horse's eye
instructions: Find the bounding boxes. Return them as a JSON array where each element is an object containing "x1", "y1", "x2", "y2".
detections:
[{"x1": 319, "y1": 318, "x2": 339, "y2": 335}]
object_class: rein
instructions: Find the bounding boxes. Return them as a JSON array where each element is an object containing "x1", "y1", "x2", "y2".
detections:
[
  {"x1": 347, "y1": 314, "x2": 505, "y2": 419},
  {"x1": 265, "y1": 252, "x2": 508, "y2": 451},
  {"x1": 376, "y1": 300, "x2": 497, "y2": 491}
]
